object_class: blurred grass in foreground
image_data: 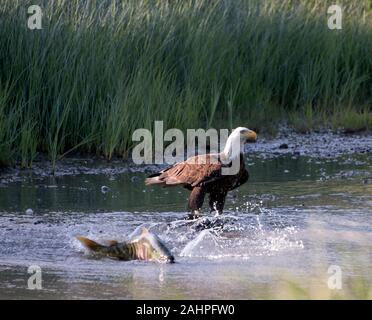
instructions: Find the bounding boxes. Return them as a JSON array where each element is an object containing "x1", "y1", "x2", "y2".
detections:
[
  {"x1": 255, "y1": 217, "x2": 372, "y2": 300},
  {"x1": 0, "y1": 0, "x2": 371, "y2": 168},
  {"x1": 266, "y1": 275, "x2": 372, "y2": 299}
]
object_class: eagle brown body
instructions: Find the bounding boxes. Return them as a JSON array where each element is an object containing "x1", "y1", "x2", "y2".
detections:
[
  {"x1": 146, "y1": 153, "x2": 248, "y2": 217},
  {"x1": 145, "y1": 127, "x2": 257, "y2": 219}
]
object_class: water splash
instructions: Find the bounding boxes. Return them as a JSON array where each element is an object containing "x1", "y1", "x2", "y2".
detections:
[{"x1": 180, "y1": 229, "x2": 223, "y2": 258}]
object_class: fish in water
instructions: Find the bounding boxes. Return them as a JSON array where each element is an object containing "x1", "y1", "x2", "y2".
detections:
[{"x1": 76, "y1": 227, "x2": 175, "y2": 263}]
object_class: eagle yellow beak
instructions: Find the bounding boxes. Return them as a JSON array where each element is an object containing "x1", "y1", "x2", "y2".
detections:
[{"x1": 244, "y1": 129, "x2": 257, "y2": 142}]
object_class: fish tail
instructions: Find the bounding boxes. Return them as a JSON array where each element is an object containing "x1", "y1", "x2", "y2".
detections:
[{"x1": 76, "y1": 236, "x2": 104, "y2": 252}]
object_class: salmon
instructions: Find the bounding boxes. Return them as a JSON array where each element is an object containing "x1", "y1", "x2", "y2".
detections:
[{"x1": 77, "y1": 227, "x2": 174, "y2": 263}]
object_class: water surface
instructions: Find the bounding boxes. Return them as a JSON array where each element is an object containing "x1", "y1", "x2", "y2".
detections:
[{"x1": 0, "y1": 154, "x2": 371, "y2": 299}]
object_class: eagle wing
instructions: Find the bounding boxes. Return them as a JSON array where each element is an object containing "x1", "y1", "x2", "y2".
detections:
[{"x1": 145, "y1": 154, "x2": 226, "y2": 187}]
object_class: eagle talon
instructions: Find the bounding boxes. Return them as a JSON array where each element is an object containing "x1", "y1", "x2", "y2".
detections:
[
  {"x1": 185, "y1": 214, "x2": 197, "y2": 220},
  {"x1": 214, "y1": 211, "x2": 223, "y2": 217},
  {"x1": 210, "y1": 210, "x2": 222, "y2": 217},
  {"x1": 185, "y1": 210, "x2": 201, "y2": 220}
]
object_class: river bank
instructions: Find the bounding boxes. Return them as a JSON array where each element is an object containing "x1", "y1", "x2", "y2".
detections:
[{"x1": 1, "y1": 129, "x2": 371, "y2": 185}]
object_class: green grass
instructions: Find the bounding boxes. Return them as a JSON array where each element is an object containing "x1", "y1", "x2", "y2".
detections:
[{"x1": 0, "y1": 0, "x2": 371, "y2": 168}]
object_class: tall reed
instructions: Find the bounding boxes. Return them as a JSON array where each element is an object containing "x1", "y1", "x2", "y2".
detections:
[{"x1": 0, "y1": 0, "x2": 371, "y2": 167}]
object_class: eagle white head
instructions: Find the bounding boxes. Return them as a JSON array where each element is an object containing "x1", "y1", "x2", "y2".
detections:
[{"x1": 223, "y1": 127, "x2": 257, "y2": 160}]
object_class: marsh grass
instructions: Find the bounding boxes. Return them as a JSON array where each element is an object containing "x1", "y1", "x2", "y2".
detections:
[
  {"x1": 0, "y1": 0, "x2": 371, "y2": 167},
  {"x1": 331, "y1": 107, "x2": 372, "y2": 132}
]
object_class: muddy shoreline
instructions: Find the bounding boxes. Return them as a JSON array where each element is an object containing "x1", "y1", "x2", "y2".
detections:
[{"x1": 1, "y1": 129, "x2": 371, "y2": 184}]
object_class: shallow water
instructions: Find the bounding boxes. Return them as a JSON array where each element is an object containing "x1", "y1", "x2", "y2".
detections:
[{"x1": 0, "y1": 153, "x2": 371, "y2": 299}]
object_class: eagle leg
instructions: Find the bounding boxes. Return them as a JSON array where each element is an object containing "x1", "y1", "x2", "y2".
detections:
[
  {"x1": 186, "y1": 187, "x2": 206, "y2": 220},
  {"x1": 209, "y1": 192, "x2": 227, "y2": 216}
]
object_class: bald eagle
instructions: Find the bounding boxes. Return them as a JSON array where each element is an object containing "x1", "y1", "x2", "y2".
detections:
[{"x1": 145, "y1": 127, "x2": 257, "y2": 219}]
